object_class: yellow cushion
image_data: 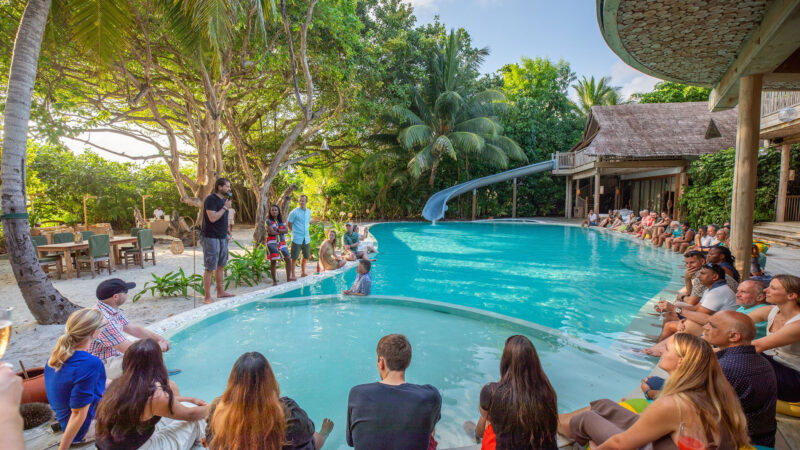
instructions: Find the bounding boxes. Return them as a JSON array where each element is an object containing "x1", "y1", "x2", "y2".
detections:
[{"x1": 777, "y1": 400, "x2": 800, "y2": 417}]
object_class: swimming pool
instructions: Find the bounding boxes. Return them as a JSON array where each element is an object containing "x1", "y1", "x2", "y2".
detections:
[
  {"x1": 163, "y1": 222, "x2": 682, "y2": 449},
  {"x1": 275, "y1": 222, "x2": 682, "y2": 347},
  {"x1": 165, "y1": 297, "x2": 652, "y2": 449}
]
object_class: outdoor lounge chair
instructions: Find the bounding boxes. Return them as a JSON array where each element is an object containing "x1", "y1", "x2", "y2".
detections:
[
  {"x1": 31, "y1": 235, "x2": 62, "y2": 279},
  {"x1": 76, "y1": 234, "x2": 112, "y2": 278},
  {"x1": 123, "y1": 228, "x2": 156, "y2": 269}
]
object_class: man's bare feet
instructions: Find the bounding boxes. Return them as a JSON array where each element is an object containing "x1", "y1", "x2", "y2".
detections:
[
  {"x1": 288, "y1": 277, "x2": 297, "y2": 282},
  {"x1": 217, "y1": 291, "x2": 235, "y2": 298},
  {"x1": 272, "y1": 281, "x2": 278, "y2": 286},
  {"x1": 300, "y1": 273, "x2": 308, "y2": 278},
  {"x1": 203, "y1": 298, "x2": 214, "y2": 304}
]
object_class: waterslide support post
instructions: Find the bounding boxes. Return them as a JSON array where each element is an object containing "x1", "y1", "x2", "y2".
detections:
[
  {"x1": 512, "y1": 178, "x2": 518, "y2": 218},
  {"x1": 565, "y1": 176, "x2": 573, "y2": 218},
  {"x1": 472, "y1": 189, "x2": 477, "y2": 221}
]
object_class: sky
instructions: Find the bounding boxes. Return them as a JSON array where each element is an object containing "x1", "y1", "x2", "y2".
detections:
[{"x1": 64, "y1": 0, "x2": 659, "y2": 162}]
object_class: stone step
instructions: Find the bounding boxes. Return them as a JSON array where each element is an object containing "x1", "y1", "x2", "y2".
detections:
[
  {"x1": 753, "y1": 228, "x2": 800, "y2": 241},
  {"x1": 753, "y1": 233, "x2": 800, "y2": 249},
  {"x1": 757, "y1": 221, "x2": 800, "y2": 232},
  {"x1": 754, "y1": 224, "x2": 800, "y2": 237}
]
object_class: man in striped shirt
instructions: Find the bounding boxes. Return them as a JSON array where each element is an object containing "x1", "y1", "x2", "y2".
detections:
[{"x1": 90, "y1": 278, "x2": 171, "y2": 377}]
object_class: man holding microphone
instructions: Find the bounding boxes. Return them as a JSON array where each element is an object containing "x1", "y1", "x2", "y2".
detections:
[{"x1": 201, "y1": 177, "x2": 235, "y2": 304}]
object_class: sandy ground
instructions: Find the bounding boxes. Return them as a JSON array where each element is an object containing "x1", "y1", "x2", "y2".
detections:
[{"x1": 2, "y1": 226, "x2": 308, "y2": 372}]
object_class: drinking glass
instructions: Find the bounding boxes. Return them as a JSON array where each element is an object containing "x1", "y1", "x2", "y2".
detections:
[
  {"x1": 0, "y1": 307, "x2": 12, "y2": 360},
  {"x1": 677, "y1": 422, "x2": 706, "y2": 450}
]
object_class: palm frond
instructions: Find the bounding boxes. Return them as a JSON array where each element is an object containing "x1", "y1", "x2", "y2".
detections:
[
  {"x1": 433, "y1": 135, "x2": 457, "y2": 160},
  {"x1": 398, "y1": 124, "x2": 433, "y2": 150},
  {"x1": 68, "y1": 0, "x2": 133, "y2": 63},
  {"x1": 407, "y1": 142, "x2": 435, "y2": 178},
  {"x1": 454, "y1": 117, "x2": 502, "y2": 135},
  {"x1": 481, "y1": 144, "x2": 510, "y2": 169},
  {"x1": 387, "y1": 106, "x2": 425, "y2": 126},
  {"x1": 447, "y1": 132, "x2": 485, "y2": 157},
  {"x1": 434, "y1": 91, "x2": 464, "y2": 128},
  {"x1": 485, "y1": 135, "x2": 527, "y2": 162}
]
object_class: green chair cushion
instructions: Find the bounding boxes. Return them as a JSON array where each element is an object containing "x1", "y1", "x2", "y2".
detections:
[{"x1": 38, "y1": 256, "x2": 60, "y2": 263}]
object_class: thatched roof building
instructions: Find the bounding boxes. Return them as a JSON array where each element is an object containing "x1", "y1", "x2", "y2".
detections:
[{"x1": 570, "y1": 102, "x2": 739, "y2": 158}]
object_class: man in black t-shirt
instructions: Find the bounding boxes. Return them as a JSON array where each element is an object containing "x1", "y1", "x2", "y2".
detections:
[
  {"x1": 201, "y1": 177, "x2": 234, "y2": 304},
  {"x1": 346, "y1": 334, "x2": 441, "y2": 450}
]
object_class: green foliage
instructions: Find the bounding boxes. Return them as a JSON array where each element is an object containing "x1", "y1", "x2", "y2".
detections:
[
  {"x1": 572, "y1": 75, "x2": 622, "y2": 115},
  {"x1": 678, "y1": 146, "x2": 800, "y2": 227},
  {"x1": 28, "y1": 145, "x2": 194, "y2": 228},
  {"x1": 224, "y1": 243, "x2": 271, "y2": 289},
  {"x1": 132, "y1": 268, "x2": 204, "y2": 302},
  {"x1": 631, "y1": 81, "x2": 710, "y2": 104}
]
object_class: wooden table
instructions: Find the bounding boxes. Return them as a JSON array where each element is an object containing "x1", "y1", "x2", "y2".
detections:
[{"x1": 36, "y1": 236, "x2": 138, "y2": 278}]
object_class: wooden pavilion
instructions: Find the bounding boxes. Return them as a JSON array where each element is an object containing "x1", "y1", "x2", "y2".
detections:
[
  {"x1": 597, "y1": 0, "x2": 800, "y2": 278},
  {"x1": 553, "y1": 102, "x2": 739, "y2": 219}
]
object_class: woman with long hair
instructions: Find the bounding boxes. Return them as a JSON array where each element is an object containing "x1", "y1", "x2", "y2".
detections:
[
  {"x1": 205, "y1": 352, "x2": 333, "y2": 450},
  {"x1": 319, "y1": 230, "x2": 346, "y2": 271},
  {"x1": 749, "y1": 274, "x2": 800, "y2": 402},
  {"x1": 95, "y1": 339, "x2": 208, "y2": 449},
  {"x1": 267, "y1": 204, "x2": 292, "y2": 285},
  {"x1": 45, "y1": 308, "x2": 106, "y2": 450},
  {"x1": 466, "y1": 335, "x2": 558, "y2": 449},
  {"x1": 559, "y1": 333, "x2": 750, "y2": 449}
]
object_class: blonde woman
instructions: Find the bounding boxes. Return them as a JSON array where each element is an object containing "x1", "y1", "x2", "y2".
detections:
[
  {"x1": 558, "y1": 333, "x2": 750, "y2": 449},
  {"x1": 44, "y1": 308, "x2": 106, "y2": 450},
  {"x1": 319, "y1": 230, "x2": 346, "y2": 271}
]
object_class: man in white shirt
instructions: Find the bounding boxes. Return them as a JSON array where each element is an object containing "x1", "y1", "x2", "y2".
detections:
[
  {"x1": 644, "y1": 263, "x2": 737, "y2": 355},
  {"x1": 153, "y1": 207, "x2": 165, "y2": 220}
]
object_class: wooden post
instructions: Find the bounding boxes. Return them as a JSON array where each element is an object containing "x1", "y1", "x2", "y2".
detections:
[
  {"x1": 82, "y1": 195, "x2": 97, "y2": 227},
  {"x1": 471, "y1": 189, "x2": 477, "y2": 221},
  {"x1": 142, "y1": 194, "x2": 152, "y2": 221},
  {"x1": 593, "y1": 172, "x2": 600, "y2": 214},
  {"x1": 565, "y1": 176, "x2": 573, "y2": 218},
  {"x1": 730, "y1": 74, "x2": 763, "y2": 281},
  {"x1": 512, "y1": 178, "x2": 517, "y2": 218},
  {"x1": 777, "y1": 143, "x2": 791, "y2": 222}
]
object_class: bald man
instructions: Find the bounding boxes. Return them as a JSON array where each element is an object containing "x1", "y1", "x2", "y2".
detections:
[{"x1": 703, "y1": 311, "x2": 777, "y2": 447}]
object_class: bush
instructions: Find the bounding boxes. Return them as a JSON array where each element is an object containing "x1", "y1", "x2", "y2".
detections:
[
  {"x1": 224, "y1": 243, "x2": 271, "y2": 289},
  {"x1": 132, "y1": 268, "x2": 204, "y2": 302}
]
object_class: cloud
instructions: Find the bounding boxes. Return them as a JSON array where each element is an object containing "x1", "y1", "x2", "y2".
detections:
[{"x1": 610, "y1": 61, "x2": 660, "y2": 101}]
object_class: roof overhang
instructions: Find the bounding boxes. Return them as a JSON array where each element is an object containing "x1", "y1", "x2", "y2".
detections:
[{"x1": 598, "y1": 0, "x2": 800, "y2": 111}]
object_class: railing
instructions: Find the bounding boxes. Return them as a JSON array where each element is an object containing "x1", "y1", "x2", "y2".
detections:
[
  {"x1": 761, "y1": 91, "x2": 800, "y2": 116},
  {"x1": 786, "y1": 195, "x2": 800, "y2": 221},
  {"x1": 553, "y1": 151, "x2": 597, "y2": 171}
]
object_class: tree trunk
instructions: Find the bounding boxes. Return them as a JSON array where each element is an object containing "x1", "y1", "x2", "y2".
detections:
[{"x1": 1, "y1": 0, "x2": 79, "y2": 324}]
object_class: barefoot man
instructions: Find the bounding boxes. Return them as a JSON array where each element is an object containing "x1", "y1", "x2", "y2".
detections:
[
  {"x1": 201, "y1": 177, "x2": 234, "y2": 304},
  {"x1": 287, "y1": 194, "x2": 312, "y2": 280}
]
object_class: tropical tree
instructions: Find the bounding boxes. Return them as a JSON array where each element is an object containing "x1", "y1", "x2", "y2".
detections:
[
  {"x1": 572, "y1": 75, "x2": 621, "y2": 115},
  {"x1": 389, "y1": 30, "x2": 526, "y2": 186},
  {"x1": 630, "y1": 81, "x2": 710, "y2": 103}
]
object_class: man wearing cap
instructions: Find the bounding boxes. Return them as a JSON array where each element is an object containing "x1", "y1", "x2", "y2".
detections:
[
  {"x1": 343, "y1": 223, "x2": 369, "y2": 261},
  {"x1": 90, "y1": 278, "x2": 171, "y2": 378}
]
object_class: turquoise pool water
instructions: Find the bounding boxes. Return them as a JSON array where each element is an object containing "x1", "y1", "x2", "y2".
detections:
[
  {"x1": 276, "y1": 222, "x2": 681, "y2": 347},
  {"x1": 165, "y1": 298, "x2": 649, "y2": 449},
  {"x1": 166, "y1": 222, "x2": 681, "y2": 449}
]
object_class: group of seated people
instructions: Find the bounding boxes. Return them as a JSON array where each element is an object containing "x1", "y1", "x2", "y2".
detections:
[{"x1": 318, "y1": 223, "x2": 374, "y2": 272}]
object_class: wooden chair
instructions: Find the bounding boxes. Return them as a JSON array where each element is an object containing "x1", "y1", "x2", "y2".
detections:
[
  {"x1": 31, "y1": 235, "x2": 62, "y2": 279},
  {"x1": 76, "y1": 234, "x2": 112, "y2": 278},
  {"x1": 53, "y1": 232, "x2": 74, "y2": 244},
  {"x1": 123, "y1": 229, "x2": 156, "y2": 269}
]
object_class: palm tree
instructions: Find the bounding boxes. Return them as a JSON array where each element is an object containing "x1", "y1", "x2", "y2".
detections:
[
  {"x1": 1, "y1": 0, "x2": 274, "y2": 323},
  {"x1": 389, "y1": 31, "x2": 526, "y2": 187},
  {"x1": 572, "y1": 75, "x2": 622, "y2": 115}
]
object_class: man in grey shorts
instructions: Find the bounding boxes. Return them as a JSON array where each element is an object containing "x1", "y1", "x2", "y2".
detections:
[
  {"x1": 287, "y1": 194, "x2": 312, "y2": 280},
  {"x1": 201, "y1": 177, "x2": 235, "y2": 304}
]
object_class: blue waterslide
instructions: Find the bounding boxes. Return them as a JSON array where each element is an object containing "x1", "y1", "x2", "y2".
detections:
[{"x1": 422, "y1": 159, "x2": 556, "y2": 222}]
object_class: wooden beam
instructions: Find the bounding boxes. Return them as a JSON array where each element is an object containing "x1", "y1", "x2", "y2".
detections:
[
  {"x1": 777, "y1": 143, "x2": 792, "y2": 221},
  {"x1": 594, "y1": 160, "x2": 688, "y2": 169},
  {"x1": 594, "y1": 173, "x2": 601, "y2": 214},
  {"x1": 730, "y1": 74, "x2": 763, "y2": 281},
  {"x1": 709, "y1": 0, "x2": 800, "y2": 111}
]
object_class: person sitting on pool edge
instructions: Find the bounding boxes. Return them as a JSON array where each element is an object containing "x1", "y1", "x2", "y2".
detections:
[
  {"x1": 347, "y1": 334, "x2": 441, "y2": 450},
  {"x1": 90, "y1": 278, "x2": 174, "y2": 379},
  {"x1": 677, "y1": 250, "x2": 738, "y2": 306},
  {"x1": 343, "y1": 259, "x2": 371, "y2": 296},
  {"x1": 580, "y1": 209, "x2": 598, "y2": 228},
  {"x1": 463, "y1": 335, "x2": 558, "y2": 449},
  {"x1": 748, "y1": 274, "x2": 800, "y2": 403},
  {"x1": 643, "y1": 263, "x2": 738, "y2": 356},
  {"x1": 558, "y1": 334, "x2": 750, "y2": 449},
  {"x1": 343, "y1": 223, "x2": 369, "y2": 261},
  {"x1": 736, "y1": 280, "x2": 770, "y2": 337},
  {"x1": 641, "y1": 311, "x2": 777, "y2": 447},
  {"x1": 670, "y1": 222, "x2": 695, "y2": 254},
  {"x1": 319, "y1": 229, "x2": 346, "y2": 271},
  {"x1": 205, "y1": 351, "x2": 334, "y2": 450}
]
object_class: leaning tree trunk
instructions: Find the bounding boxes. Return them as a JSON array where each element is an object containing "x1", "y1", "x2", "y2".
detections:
[{"x1": 2, "y1": 0, "x2": 80, "y2": 324}]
